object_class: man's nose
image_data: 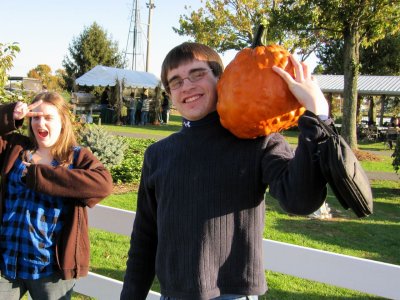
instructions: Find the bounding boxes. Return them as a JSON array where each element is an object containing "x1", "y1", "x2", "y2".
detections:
[{"x1": 181, "y1": 77, "x2": 194, "y2": 89}]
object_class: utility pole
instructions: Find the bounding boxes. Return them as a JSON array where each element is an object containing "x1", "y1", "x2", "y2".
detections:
[{"x1": 146, "y1": 0, "x2": 155, "y2": 72}]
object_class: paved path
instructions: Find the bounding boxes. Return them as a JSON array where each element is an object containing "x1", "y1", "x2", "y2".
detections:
[
  {"x1": 110, "y1": 131, "x2": 399, "y2": 181},
  {"x1": 109, "y1": 131, "x2": 167, "y2": 140},
  {"x1": 365, "y1": 171, "x2": 399, "y2": 181}
]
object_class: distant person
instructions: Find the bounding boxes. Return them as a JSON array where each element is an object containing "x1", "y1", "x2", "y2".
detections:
[
  {"x1": 42, "y1": 84, "x2": 48, "y2": 92},
  {"x1": 86, "y1": 112, "x2": 93, "y2": 124},
  {"x1": 386, "y1": 127, "x2": 399, "y2": 150},
  {"x1": 121, "y1": 103, "x2": 128, "y2": 125},
  {"x1": 140, "y1": 91, "x2": 151, "y2": 125},
  {"x1": 390, "y1": 115, "x2": 399, "y2": 127},
  {"x1": 0, "y1": 92, "x2": 113, "y2": 299},
  {"x1": 101, "y1": 87, "x2": 110, "y2": 109},
  {"x1": 135, "y1": 96, "x2": 143, "y2": 125},
  {"x1": 100, "y1": 87, "x2": 112, "y2": 123},
  {"x1": 161, "y1": 91, "x2": 170, "y2": 124},
  {"x1": 80, "y1": 112, "x2": 87, "y2": 124},
  {"x1": 128, "y1": 92, "x2": 137, "y2": 126}
]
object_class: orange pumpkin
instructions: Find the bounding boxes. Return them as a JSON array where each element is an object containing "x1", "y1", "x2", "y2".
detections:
[{"x1": 217, "y1": 26, "x2": 305, "y2": 139}]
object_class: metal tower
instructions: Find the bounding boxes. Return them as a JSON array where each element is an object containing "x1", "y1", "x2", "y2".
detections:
[
  {"x1": 124, "y1": 0, "x2": 155, "y2": 72},
  {"x1": 124, "y1": 0, "x2": 144, "y2": 71}
]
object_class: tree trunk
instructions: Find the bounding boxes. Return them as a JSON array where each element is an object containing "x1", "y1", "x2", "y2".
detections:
[
  {"x1": 379, "y1": 95, "x2": 386, "y2": 126},
  {"x1": 368, "y1": 96, "x2": 377, "y2": 125},
  {"x1": 326, "y1": 93, "x2": 333, "y2": 116},
  {"x1": 342, "y1": 24, "x2": 360, "y2": 150},
  {"x1": 113, "y1": 80, "x2": 124, "y2": 125},
  {"x1": 153, "y1": 85, "x2": 162, "y2": 124},
  {"x1": 356, "y1": 95, "x2": 363, "y2": 125}
]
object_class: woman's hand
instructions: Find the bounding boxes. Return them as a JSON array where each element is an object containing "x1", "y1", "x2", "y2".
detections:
[
  {"x1": 272, "y1": 55, "x2": 329, "y2": 116},
  {"x1": 13, "y1": 100, "x2": 44, "y2": 120}
]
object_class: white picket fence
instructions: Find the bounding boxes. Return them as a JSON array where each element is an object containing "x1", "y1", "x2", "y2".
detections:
[{"x1": 71, "y1": 205, "x2": 400, "y2": 300}]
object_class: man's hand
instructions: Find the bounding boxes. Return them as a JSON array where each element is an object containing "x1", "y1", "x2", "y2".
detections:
[{"x1": 272, "y1": 55, "x2": 329, "y2": 116}]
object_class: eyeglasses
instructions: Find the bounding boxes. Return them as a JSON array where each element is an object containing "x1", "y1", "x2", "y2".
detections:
[{"x1": 167, "y1": 69, "x2": 212, "y2": 90}]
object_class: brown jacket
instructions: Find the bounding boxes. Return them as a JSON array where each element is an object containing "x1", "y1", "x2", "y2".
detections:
[{"x1": 0, "y1": 102, "x2": 113, "y2": 279}]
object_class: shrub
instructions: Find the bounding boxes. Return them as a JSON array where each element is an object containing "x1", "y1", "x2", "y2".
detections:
[
  {"x1": 78, "y1": 124, "x2": 127, "y2": 169},
  {"x1": 110, "y1": 138, "x2": 156, "y2": 184},
  {"x1": 0, "y1": 88, "x2": 36, "y2": 105}
]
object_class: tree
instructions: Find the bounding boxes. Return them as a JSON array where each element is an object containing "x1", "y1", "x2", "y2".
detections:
[
  {"x1": 27, "y1": 64, "x2": 66, "y2": 91},
  {"x1": 360, "y1": 33, "x2": 400, "y2": 124},
  {"x1": 174, "y1": 0, "x2": 317, "y2": 56},
  {"x1": 360, "y1": 33, "x2": 400, "y2": 76},
  {"x1": 27, "y1": 64, "x2": 52, "y2": 87},
  {"x1": 54, "y1": 69, "x2": 67, "y2": 91},
  {"x1": 175, "y1": 1, "x2": 400, "y2": 149},
  {"x1": 0, "y1": 42, "x2": 22, "y2": 103},
  {"x1": 174, "y1": 0, "x2": 325, "y2": 60},
  {"x1": 316, "y1": 33, "x2": 400, "y2": 76},
  {"x1": 273, "y1": 1, "x2": 400, "y2": 149},
  {"x1": 63, "y1": 22, "x2": 125, "y2": 91},
  {"x1": 0, "y1": 42, "x2": 20, "y2": 89},
  {"x1": 174, "y1": 1, "x2": 271, "y2": 52},
  {"x1": 316, "y1": 33, "x2": 400, "y2": 125},
  {"x1": 314, "y1": 40, "x2": 345, "y2": 75}
]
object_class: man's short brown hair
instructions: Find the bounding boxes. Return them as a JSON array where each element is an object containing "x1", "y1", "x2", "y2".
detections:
[{"x1": 161, "y1": 42, "x2": 224, "y2": 94}]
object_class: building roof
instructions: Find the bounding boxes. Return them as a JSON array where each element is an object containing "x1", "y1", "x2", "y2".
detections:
[{"x1": 314, "y1": 75, "x2": 400, "y2": 96}]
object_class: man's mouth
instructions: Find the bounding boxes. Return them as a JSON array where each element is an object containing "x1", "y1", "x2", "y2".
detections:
[
  {"x1": 38, "y1": 129, "x2": 49, "y2": 138},
  {"x1": 184, "y1": 95, "x2": 201, "y2": 103}
]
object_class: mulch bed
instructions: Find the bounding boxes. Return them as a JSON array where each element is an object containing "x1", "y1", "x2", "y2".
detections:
[
  {"x1": 354, "y1": 149, "x2": 382, "y2": 161},
  {"x1": 112, "y1": 183, "x2": 138, "y2": 194}
]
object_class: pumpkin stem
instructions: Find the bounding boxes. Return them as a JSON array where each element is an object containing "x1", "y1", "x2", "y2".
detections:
[{"x1": 251, "y1": 24, "x2": 267, "y2": 48}]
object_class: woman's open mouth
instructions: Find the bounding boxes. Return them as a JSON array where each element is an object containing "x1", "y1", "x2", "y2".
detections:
[{"x1": 38, "y1": 129, "x2": 49, "y2": 138}]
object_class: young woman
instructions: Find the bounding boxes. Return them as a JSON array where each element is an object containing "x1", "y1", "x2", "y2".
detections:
[{"x1": 0, "y1": 92, "x2": 113, "y2": 299}]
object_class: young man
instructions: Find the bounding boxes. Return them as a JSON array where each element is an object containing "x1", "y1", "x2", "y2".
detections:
[{"x1": 121, "y1": 43, "x2": 330, "y2": 300}]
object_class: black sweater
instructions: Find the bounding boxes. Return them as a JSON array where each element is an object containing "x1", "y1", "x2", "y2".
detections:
[{"x1": 121, "y1": 111, "x2": 328, "y2": 300}]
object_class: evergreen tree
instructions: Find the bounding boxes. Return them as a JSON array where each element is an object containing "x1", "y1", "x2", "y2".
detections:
[{"x1": 63, "y1": 22, "x2": 125, "y2": 91}]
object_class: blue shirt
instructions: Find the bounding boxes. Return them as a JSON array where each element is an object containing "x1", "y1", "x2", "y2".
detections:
[{"x1": 0, "y1": 147, "x2": 80, "y2": 279}]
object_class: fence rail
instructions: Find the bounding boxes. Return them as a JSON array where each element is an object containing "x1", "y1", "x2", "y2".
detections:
[{"x1": 72, "y1": 205, "x2": 400, "y2": 299}]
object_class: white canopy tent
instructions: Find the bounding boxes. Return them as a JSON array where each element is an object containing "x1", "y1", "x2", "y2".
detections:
[{"x1": 75, "y1": 65, "x2": 160, "y2": 88}]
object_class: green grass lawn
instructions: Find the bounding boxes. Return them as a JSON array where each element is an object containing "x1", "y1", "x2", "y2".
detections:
[{"x1": 100, "y1": 114, "x2": 183, "y2": 137}]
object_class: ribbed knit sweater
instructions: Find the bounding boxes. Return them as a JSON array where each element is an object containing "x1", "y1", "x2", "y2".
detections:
[{"x1": 121, "y1": 111, "x2": 328, "y2": 300}]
